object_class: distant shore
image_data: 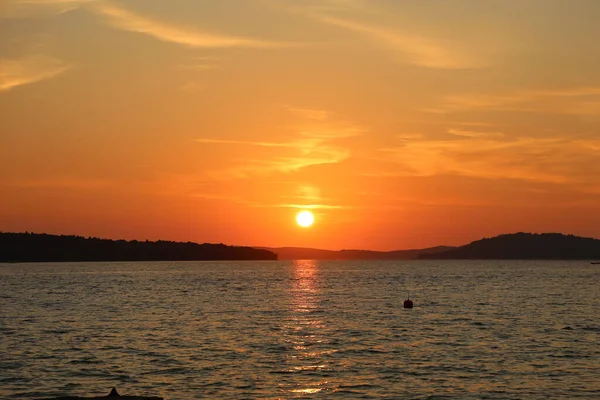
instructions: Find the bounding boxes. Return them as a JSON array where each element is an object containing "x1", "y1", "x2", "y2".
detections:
[
  {"x1": 0, "y1": 232, "x2": 277, "y2": 263},
  {"x1": 2, "y1": 231, "x2": 600, "y2": 263},
  {"x1": 265, "y1": 232, "x2": 600, "y2": 260}
]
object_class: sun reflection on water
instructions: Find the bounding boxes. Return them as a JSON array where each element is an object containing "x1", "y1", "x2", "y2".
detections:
[
  {"x1": 279, "y1": 260, "x2": 337, "y2": 395},
  {"x1": 291, "y1": 260, "x2": 319, "y2": 312}
]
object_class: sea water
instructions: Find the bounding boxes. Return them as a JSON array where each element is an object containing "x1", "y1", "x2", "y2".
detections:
[{"x1": 0, "y1": 260, "x2": 598, "y2": 399}]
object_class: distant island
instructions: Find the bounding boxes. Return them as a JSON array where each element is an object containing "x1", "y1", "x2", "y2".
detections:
[
  {"x1": 0, "y1": 232, "x2": 277, "y2": 262},
  {"x1": 265, "y1": 232, "x2": 600, "y2": 260},
  {"x1": 420, "y1": 232, "x2": 600, "y2": 260},
  {"x1": 264, "y1": 246, "x2": 453, "y2": 260}
]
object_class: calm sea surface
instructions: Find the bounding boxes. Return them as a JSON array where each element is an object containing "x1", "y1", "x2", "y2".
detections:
[{"x1": 0, "y1": 260, "x2": 598, "y2": 399}]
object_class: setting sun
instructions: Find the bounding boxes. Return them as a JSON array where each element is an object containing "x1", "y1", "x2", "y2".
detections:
[{"x1": 296, "y1": 211, "x2": 314, "y2": 228}]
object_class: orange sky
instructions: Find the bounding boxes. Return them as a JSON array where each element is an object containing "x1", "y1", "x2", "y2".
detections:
[{"x1": 1, "y1": 0, "x2": 600, "y2": 250}]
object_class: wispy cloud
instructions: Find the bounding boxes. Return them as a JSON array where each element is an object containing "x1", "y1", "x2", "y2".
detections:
[
  {"x1": 278, "y1": 0, "x2": 487, "y2": 69},
  {"x1": 1, "y1": 0, "x2": 97, "y2": 17},
  {"x1": 0, "y1": 55, "x2": 70, "y2": 91},
  {"x1": 452, "y1": 121, "x2": 496, "y2": 127},
  {"x1": 179, "y1": 81, "x2": 204, "y2": 93},
  {"x1": 92, "y1": 2, "x2": 288, "y2": 49},
  {"x1": 272, "y1": 185, "x2": 348, "y2": 210},
  {"x1": 200, "y1": 137, "x2": 351, "y2": 178},
  {"x1": 177, "y1": 56, "x2": 222, "y2": 71},
  {"x1": 278, "y1": 0, "x2": 382, "y2": 17},
  {"x1": 312, "y1": 14, "x2": 488, "y2": 69},
  {"x1": 196, "y1": 110, "x2": 365, "y2": 178},
  {"x1": 14, "y1": 177, "x2": 112, "y2": 189},
  {"x1": 441, "y1": 85, "x2": 600, "y2": 115},
  {"x1": 397, "y1": 133, "x2": 424, "y2": 140},
  {"x1": 288, "y1": 107, "x2": 329, "y2": 121},
  {"x1": 195, "y1": 138, "x2": 291, "y2": 148},
  {"x1": 447, "y1": 128, "x2": 505, "y2": 139},
  {"x1": 380, "y1": 135, "x2": 600, "y2": 184},
  {"x1": 296, "y1": 185, "x2": 322, "y2": 202},
  {"x1": 274, "y1": 203, "x2": 345, "y2": 210}
]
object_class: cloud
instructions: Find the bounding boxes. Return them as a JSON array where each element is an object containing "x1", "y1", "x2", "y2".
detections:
[
  {"x1": 0, "y1": 55, "x2": 70, "y2": 91},
  {"x1": 177, "y1": 56, "x2": 221, "y2": 72},
  {"x1": 288, "y1": 107, "x2": 329, "y2": 121},
  {"x1": 92, "y1": 2, "x2": 288, "y2": 49},
  {"x1": 397, "y1": 133, "x2": 424, "y2": 140},
  {"x1": 279, "y1": 0, "x2": 381, "y2": 17},
  {"x1": 14, "y1": 177, "x2": 112, "y2": 189},
  {"x1": 248, "y1": 145, "x2": 350, "y2": 173},
  {"x1": 312, "y1": 15, "x2": 487, "y2": 69},
  {"x1": 276, "y1": 0, "x2": 491, "y2": 70},
  {"x1": 195, "y1": 138, "x2": 293, "y2": 148},
  {"x1": 297, "y1": 124, "x2": 365, "y2": 139},
  {"x1": 274, "y1": 203, "x2": 345, "y2": 210},
  {"x1": 1, "y1": 0, "x2": 97, "y2": 17},
  {"x1": 179, "y1": 81, "x2": 204, "y2": 93},
  {"x1": 447, "y1": 128, "x2": 504, "y2": 139},
  {"x1": 286, "y1": 107, "x2": 366, "y2": 138},
  {"x1": 274, "y1": 185, "x2": 344, "y2": 210},
  {"x1": 296, "y1": 185, "x2": 321, "y2": 202},
  {"x1": 196, "y1": 110, "x2": 365, "y2": 178},
  {"x1": 380, "y1": 135, "x2": 600, "y2": 184},
  {"x1": 199, "y1": 137, "x2": 351, "y2": 178},
  {"x1": 453, "y1": 121, "x2": 496, "y2": 127},
  {"x1": 441, "y1": 85, "x2": 600, "y2": 115}
]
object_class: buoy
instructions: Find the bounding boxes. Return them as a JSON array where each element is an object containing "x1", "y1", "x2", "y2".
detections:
[
  {"x1": 108, "y1": 387, "x2": 120, "y2": 397},
  {"x1": 403, "y1": 292, "x2": 413, "y2": 309}
]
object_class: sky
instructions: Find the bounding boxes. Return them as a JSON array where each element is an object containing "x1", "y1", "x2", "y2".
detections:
[{"x1": 1, "y1": 0, "x2": 600, "y2": 250}]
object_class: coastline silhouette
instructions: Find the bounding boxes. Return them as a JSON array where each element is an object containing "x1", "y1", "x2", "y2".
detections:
[
  {"x1": 3, "y1": 231, "x2": 600, "y2": 262},
  {"x1": 420, "y1": 232, "x2": 600, "y2": 260},
  {"x1": 0, "y1": 232, "x2": 277, "y2": 262},
  {"x1": 267, "y1": 232, "x2": 600, "y2": 260}
]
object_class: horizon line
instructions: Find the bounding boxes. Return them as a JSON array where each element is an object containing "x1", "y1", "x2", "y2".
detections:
[{"x1": 3, "y1": 230, "x2": 597, "y2": 253}]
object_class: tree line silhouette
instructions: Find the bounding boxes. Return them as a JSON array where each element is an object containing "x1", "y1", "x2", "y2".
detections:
[
  {"x1": 0, "y1": 232, "x2": 277, "y2": 262},
  {"x1": 420, "y1": 232, "x2": 600, "y2": 259}
]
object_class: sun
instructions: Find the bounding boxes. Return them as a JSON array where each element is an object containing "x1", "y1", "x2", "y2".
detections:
[{"x1": 296, "y1": 210, "x2": 314, "y2": 228}]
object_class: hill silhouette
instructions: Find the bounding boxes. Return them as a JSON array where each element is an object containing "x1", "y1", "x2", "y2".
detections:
[
  {"x1": 264, "y1": 246, "x2": 453, "y2": 260},
  {"x1": 4, "y1": 231, "x2": 599, "y2": 263},
  {"x1": 0, "y1": 232, "x2": 277, "y2": 262},
  {"x1": 420, "y1": 232, "x2": 600, "y2": 259}
]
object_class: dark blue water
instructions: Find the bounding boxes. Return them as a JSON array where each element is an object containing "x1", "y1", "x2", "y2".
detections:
[{"x1": 1, "y1": 260, "x2": 598, "y2": 399}]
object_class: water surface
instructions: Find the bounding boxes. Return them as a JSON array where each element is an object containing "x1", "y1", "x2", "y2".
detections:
[{"x1": 1, "y1": 260, "x2": 598, "y2": 399}]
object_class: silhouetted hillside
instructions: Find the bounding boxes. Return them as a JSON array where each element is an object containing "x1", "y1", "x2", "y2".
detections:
[
  {"x1": 420, "y1": 232, "x2": 600, "y2": 259},
  {"x1": 265, "y1": 246, "x2": 454, "y2": 260},
  {"x1": 0, "y1": 232, "x2": 277, "y2": 262}
]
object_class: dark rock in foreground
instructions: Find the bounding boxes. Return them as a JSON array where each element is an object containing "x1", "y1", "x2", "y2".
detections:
[
  {"x1": 45, "y1": 397, "x2": 163, "y2": 400},
  {"x1": 41, "y1": 387, "x2": 163, "y2": 400}
]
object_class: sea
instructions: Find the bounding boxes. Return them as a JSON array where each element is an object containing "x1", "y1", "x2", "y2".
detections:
[{"x1": 0, "y1": 260, "x2": 598, "y2": 399}]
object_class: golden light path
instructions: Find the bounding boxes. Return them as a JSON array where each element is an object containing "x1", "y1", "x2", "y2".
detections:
[
  {"x1": 296, "y1": 210, "x2": 314, "y2": 228},
  {"x1": 286, "y1": 260, "x2": 330, "y2": 395}
]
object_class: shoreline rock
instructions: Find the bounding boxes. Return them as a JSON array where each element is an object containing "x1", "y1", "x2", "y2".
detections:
[{"x1": 40, "y1": 387, "x2": 163, "y2": 400}]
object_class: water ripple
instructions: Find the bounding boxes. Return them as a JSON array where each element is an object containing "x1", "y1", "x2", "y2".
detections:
[{"x1": 0, "y1": 260, "x2": 598, "y2": 399}]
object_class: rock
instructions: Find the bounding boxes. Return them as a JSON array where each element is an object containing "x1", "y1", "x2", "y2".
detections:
[
  {"x1": 40, "y1": 387, "x2": 163, "y2": 400},
  {"x1": 42, "y1": 396, "x2": 163, "y2": 400}
]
